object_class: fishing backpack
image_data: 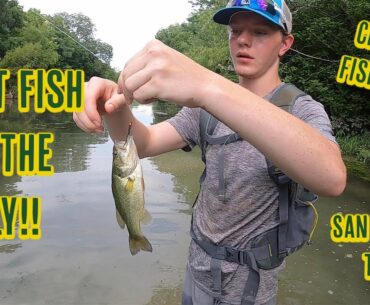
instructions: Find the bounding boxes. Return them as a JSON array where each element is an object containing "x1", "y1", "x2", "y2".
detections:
[{"x1": 191, "y1": 84, "x2": 319, "y2": 305}]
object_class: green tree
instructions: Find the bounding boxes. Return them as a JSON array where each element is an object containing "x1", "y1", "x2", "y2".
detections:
[
  {"x1": 188, "y1": 0, "x2": 224, "y2": 11},
  {"x1": 0, "y1": 42, "x2": 58, "y2": 70},
  {"x1": 283, "y1": 0, "x2": 370, "y2": 134},
  {"x1": 156, "y1": 0, "x2": 370, "y2": 135},
  {"x1": 1, "y1": 8, "x2": 59, "y2": 70},
  {"x1": 51, "y1": 12, "x2": 116, "y2": 80},
  {"x1": 0, "y1": 8, "x2": 59, "y2": 93},
  {"x1": 156, "y1": 0, "x2": 234, "y2": 80},
  {"x1": 0, "y1": 0, "x2": 24, "y2": 59}
]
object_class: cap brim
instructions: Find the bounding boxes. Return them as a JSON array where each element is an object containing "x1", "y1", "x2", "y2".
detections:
[
  {"x1": 213, "y1": 8, "x2": 249, "y2": 25},
  {"x1": 213, "y1": 7, "x2": 282, "y2": 30}
]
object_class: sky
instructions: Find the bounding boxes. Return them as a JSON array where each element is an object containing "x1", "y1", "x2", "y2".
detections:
[{"x1": 17, "y1": 0, "x2": 193, "y2": 70}]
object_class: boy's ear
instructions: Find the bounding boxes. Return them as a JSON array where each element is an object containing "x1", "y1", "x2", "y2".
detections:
[{"x1": 279, "y1": 34, "x2": 294, "y2": 57}]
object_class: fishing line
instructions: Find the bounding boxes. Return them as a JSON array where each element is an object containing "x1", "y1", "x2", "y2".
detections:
[
  {"x1": 30, "y1": 9, "x2": 340, "y2": 68},
  {"x1": 290, "y1": 48, "x2": 340, "y2": 63},
  {"x1": 29, "y1": 10, "x2": 108, "y2": 64}
]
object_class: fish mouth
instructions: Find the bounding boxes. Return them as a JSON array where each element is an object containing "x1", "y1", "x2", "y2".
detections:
[
  {"x1": 114, "y1": 122, "x2": 133, "y2": 150},
  {"x1": 126, "y1": 122, "x2": 133, "y2": 141},
  {"x1": 115, "y1": 140, "x2": 128, "y2": 149}
]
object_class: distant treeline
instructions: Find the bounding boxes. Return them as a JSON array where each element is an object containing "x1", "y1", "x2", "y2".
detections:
[
  {"x1": 0, "y1": 0, "x2": 118, "y2": 93},
  {"x1": 1, "y1": 0, "x2": 370, "y2": 136}
]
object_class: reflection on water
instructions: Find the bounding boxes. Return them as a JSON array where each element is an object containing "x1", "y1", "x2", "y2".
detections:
[
  {"x1": 0, "y1": 104, "x2": 194, "y2": 305},
  {"x1": 0, "y1": 102, "x2": 369, "y2": 305},
  {"x1": 148, "y1": 147, "x2": 204, "y2": 213},
  {"x1": 0, "y1": 243, "x2": 22, "y2": 254},
  {"x1": 50, "y1": 131, "x2": 108, "y2": 173}
]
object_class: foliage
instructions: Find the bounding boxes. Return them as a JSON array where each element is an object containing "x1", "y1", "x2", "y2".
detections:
[
  {"x1": 0, "y1": 0, "x2": 24, "y2": 58},
  {"x1": 152, "y1": 100, "x2": 182, "y2": 124},
  {"x1": 337, "y1": 132, "x2": 370, "y2": 166},
  {"x1": 156, "y1": 0, "x2": 235, "y2": 80},
  {"x1": 0, "y1": 0, "x2": 117, "y2": 84},
  {"x1": 156, "y1": 0, "x2": 370, "y2": 136},
  {"x1": 1, "y1": 9, "x2": 59, "y2": 76},
  {"x1": 282, "y1": 0, "x2": 370, "y2": 135},
  {"x1": 50, "y1": 12, "x2": 115, "y2": 80},
  {"x1": 1, "y1": 0, "x2": 369, "y2": 137},
  {"x1": 0, "y1": 42, "x2": 58, "y2": 71},
  {"x1": 0, "y1": 0, "x2": 119, "y2": 125}
]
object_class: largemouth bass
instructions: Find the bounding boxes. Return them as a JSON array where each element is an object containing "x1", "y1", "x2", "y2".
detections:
[{"x1": 112, "y1": 123, "x2": 152, "y2": 255}]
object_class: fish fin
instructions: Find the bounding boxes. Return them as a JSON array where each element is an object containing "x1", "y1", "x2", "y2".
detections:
[
  {"x1": 129, "y1": 235, "x2": 153, "y2": 255},
  {"x1": 115, "y1": 209, "x2": 126, "y2": 230},
  {"x1": 141, "y1": 208, "x2": 152, "y2": 225},
  {"x1": 125, "y1": 177, "x2": 135, "y2": 192}
]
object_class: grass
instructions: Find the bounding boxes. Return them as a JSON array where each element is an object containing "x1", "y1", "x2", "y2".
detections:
[
  {"x1": 337, "y1": 133, "x2": 370, "y2": 165},
  {"x1": 337, "y1": 132, "x2": 370, "y2": 182}
]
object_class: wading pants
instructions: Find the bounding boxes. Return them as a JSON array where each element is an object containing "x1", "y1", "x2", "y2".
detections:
[{"x1": 181, "y1": 266, "x2": 277, "y2": 305}]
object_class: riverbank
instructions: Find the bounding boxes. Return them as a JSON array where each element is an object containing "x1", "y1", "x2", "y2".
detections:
[
  {"x1": 343, "y1": 156, "x2": 370, "y2": 182},
  {"x1": 337, "y1": 133, "x2": 370, "y2": 182}
]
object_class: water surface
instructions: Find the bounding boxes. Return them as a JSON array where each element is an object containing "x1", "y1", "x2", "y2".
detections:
[{"x1": 0, "y1": 104, "x2": 369, "y2": 305}]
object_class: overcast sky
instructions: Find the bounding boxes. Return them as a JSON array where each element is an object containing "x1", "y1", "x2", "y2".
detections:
[{"x1": 17, "y1": 0, "x2": 193, "y2": 71}]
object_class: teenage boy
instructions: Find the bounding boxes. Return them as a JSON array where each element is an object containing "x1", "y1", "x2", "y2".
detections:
[{"x1": 74, "y1": 1, "x2": 346, "y2": 304}]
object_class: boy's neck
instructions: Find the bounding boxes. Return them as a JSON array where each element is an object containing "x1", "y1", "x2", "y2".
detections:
[{"x1": 239, "y1": 74, "x2": 282, "y2": 98}]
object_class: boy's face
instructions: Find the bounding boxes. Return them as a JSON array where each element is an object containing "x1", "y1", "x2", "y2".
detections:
[{"x1": 228, "y1": 11, "x2": 291, "y2": 80}]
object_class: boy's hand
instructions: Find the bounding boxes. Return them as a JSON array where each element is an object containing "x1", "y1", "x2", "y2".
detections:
[
  {"x1": 118, "y1": 39, "x2": 214, "y2": 109},
  {"x1": 73, "y1": 77, "x2": 127, "y2": 133}
]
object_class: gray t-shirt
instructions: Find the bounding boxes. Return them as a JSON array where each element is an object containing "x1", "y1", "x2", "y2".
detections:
[{"x1": 167, "y1": 85, "x2": 336, "y2": 305}]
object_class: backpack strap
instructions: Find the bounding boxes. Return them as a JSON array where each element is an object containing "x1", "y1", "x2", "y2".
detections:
[
  {"x1": 199, "y1": 84, "x2": 306, "y2": 162},
  {"x1": 194, "y1": 83, "x2": 312, "y2": 304},
  {"x1": 266, "y1": 83, "x2": 307, "y2": 257},
  {"x1": 199, "y1": 110, "x2": 218, "y2": 184},
  {"x1": 199, "y1": 110, "x2": 217, "y2": 163},
  {"x1": 269, "y1": 83, "x2": 306, "y2": 111},
  {"x1": 199, "y1": 110, "x2": 242, "y2": 201},
  {"x1": 190, "y1": 219, "x2": 268, "y2": 304}
]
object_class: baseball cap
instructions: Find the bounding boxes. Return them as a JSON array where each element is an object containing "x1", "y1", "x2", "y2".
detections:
[{"x1": 213, "y1": 0, "x2": 292, "y2": 34}]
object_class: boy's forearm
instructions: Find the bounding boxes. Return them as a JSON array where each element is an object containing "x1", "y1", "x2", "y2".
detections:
[{"x1": 200, "y1": 75, "x2": 346, "y2": 196}]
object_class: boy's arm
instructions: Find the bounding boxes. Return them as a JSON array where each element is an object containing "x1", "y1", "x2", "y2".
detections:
[
  {"x1": 73, "y1": 77, "x2": 186, "y2": 159},
  {"x1": 119, "y1": 40, "x2": 346, "y2": 197}
]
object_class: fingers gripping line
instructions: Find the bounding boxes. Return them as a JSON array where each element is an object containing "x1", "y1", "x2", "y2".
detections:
[{"x1": 120, "y1": 40, "x2": 168, "y2": 103}]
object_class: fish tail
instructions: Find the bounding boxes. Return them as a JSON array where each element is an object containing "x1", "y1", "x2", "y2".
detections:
[{"x1": 129, "y1": 235, "x2": 153, "y2": 255}]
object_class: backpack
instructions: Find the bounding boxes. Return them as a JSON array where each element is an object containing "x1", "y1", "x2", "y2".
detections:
[{"x1": 191, "y1": 83, "x2": 319, "y2": 305}]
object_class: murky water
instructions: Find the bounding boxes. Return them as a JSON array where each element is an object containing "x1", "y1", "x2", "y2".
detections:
[{"x1": 0, "y1": 104, "x2": 369, "y2": 305}]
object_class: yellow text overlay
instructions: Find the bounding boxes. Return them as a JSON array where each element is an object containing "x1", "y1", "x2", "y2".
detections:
[
  {"x1": 355, "y1": 20, "x2": 370, "y2": 51},
  {"x1": 0, "y1": 69, "x2": 10, "y2": 113},
  {"x1": 17, "y1": 69, "x2": 84, "y2": 113},
  {"x1": 362, "y1": 253, "x2": 370, "y2": 281},
  {"x1": 0, "y1": 132, "x2": 54, "y2": 177},
  {"x1": 331, "y1": 214, "x2": 370, "y2": 281},
  {"x1": 330, "y1": 213, "x2": 369, "y2": 243},
  {"x1": 0, "y1": 196, "x2": 42, "y2": 240},
  {"x1": 336, "y1": 55, "x2": 370, "y2": 90}
]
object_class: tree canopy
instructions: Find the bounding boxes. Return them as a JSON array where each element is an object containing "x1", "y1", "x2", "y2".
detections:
[
  {"x1": 156, "y1": 0, "x2": 370, "y2": 135},
  {"x1": 0, "y1": 0, "x2": 118, "y2": 82},
  {"x1": 0, "y1": 0, "x2": 369, "y2": 135},
  {"x1": 0, "y1": 0, "x2": 24, "y2": 59}
]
